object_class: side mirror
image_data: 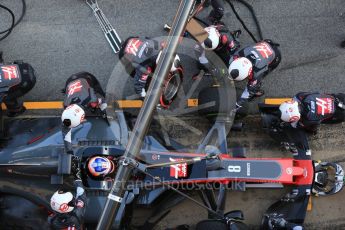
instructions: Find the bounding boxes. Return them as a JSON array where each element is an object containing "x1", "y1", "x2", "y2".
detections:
[{"x1": 225, "y1": 210, "x2": 244, "y2": 220}]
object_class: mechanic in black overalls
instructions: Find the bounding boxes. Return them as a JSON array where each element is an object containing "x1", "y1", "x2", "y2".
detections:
[
  {"x1": 49, "y1": 163, "x2": 86, "y2": 230},
  {"x1": 197, "y1": 0, "x2": 225, "y2": 25},
  {"x1": 0, "y1": 61, "x2": 36, "y2": 116},
  {"x1": 229, "y1": 40, "x2": 281, "y2": 109},
  {"x1": 61, "y1": 72, "x2": 107, "y2": 129},
  {"x1": 61, "y1": 72, "x2": 107, "y2": 152},
  {"x1": 279, "y1": 92, "x2": 345, "y2": 133},
  {"x1": 194, "y1": 25, "x2": 241, "y2": 79},
  {"x1": 119, "y1": 37, "x2": 181, "y2": 100}
]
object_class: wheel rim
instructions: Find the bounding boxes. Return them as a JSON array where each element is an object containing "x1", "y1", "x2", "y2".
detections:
[{"x1": 163, "y1": 74, "x2": 181, "y2": 101}]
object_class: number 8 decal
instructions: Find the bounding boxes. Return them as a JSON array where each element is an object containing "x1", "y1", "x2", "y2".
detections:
[{"x1": 228, "y1": 165, "x2": 241, "y2": 173}]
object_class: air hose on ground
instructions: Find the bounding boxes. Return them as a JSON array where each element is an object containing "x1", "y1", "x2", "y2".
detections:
[
  {"x1": 226, "y1": 0, "x2": 263, "y2": 42},
  {"x1": 0, "y1": 0, "x2": 26, "y2": 42}
]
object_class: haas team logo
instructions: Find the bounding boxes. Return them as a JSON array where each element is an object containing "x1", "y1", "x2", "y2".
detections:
[
  {"x1": 125, "y1": 38, "x2": 143, "y2": 56},
  {"x1": 254, "y1": 42, "x2": 273, "y2": 59},
  {"x1": 169, "y1": 158, "x2": 187, "y2": 179},
  {"x1": 67, "y1": 80, "x2": 83, "y2": 96},
  {"x1": 1, "y1": 65, "x2": 19, "y2": 81},
  {"x1": 316, "y1": 97, "x2": 334, "y2": 115}
]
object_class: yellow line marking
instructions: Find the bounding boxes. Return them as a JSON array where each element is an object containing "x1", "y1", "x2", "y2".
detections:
[
  {"x1": 0, "y1": 98, "x2": 295, "y2": 109},
  {"x1": 187, "y1": 99, "x2": 199, "y2": 107},
  {"x1": 117, "y1": 100, "x2": 143, "y2": 108},
  {"x1": 307, "y1": 196, "x2": 312, "y2": 211},
  {"x1": 1, "y1": 99, "x2": 201, "y2": 110},
  {"x1": 2, "y1": 101, "x2": 64, "y2": 110},
  {"x1": 264, "y1": 98, "x2": 291, "y2": 105}
]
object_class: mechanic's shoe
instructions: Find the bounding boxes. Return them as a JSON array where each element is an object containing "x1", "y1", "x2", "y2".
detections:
[
  {"x1": 7, "y1": 106, "x2": 26, "y2": 117},
  {"x1": 231, "y1": 30, "x2": 242, "y2": 39},
  {"x1": 341, "y1": 40, "x2": 345, "y2": 48}
]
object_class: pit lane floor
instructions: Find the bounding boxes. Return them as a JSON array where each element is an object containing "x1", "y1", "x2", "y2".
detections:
[{"x1": 0, "y1": 0, "x2": 345, "y2": 229}]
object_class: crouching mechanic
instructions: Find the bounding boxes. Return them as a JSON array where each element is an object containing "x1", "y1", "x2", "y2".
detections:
[
  {"x1": 49, "y1": 159, "x2": 86, "y2": 230},
  {"x1": 197, "y1": 0, "x2": 225, "y2": 25},
  {"x1": 0, "y1": 61, "x2": 36, "y2": 117},
  {"x1": 119, "y1": 37, "x2": 182, "y2": 107},
  {"x1": 229, "y1": 40, "x2": 281, "y2": 109},
  {"x1": 279, "y1": 92, "x2": 345, "y2": 133},
  {"x1": 61, "y1": 72, "x2": 107, "y2": 129},
  {"x1": 194, "y1": 25, "x2": 240, "y2": 78}
]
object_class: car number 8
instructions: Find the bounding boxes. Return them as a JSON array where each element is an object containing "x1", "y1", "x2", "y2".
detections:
[{"x1": 228, "y1": 165, "x2": 241, "y2": 173}]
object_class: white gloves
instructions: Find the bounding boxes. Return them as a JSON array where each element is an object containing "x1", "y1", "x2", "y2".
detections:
[
  {"x1": 100, "y1": 102, "x2": 107, "y2": 111},
  {"x1": 141, "y1": 88, "x2": 146, "y2": 98}
]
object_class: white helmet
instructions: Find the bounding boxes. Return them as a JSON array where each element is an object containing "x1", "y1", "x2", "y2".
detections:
[
  {"x1": 228, "y1": 57, "x2": 253, "y2": 81},
  {"x1": 50, "y1": 190, "x2": 74, "y2": 213},
  {"x1": 201, "y1": 26, "x2": 220, "y2": 50},
  {"x1": 61, "y1": 104, "x2": 85, "y2": 128},
  {"x1": 279, "y1": 100, "x2": 301, "y2": 122},
  {"x1": 156, "y1": 52, "x2": 181, "y2": 72}
]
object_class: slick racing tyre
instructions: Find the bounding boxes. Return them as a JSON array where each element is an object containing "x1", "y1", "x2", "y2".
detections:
[{"x1": 160, "y1": 70, "x2": 183, "y2": 108}]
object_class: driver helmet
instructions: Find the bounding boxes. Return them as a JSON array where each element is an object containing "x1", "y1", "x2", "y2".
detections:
[
  {"x1": 61, "y1": 104, "x2": 85, "y2": 128},
  {"x1": 201, "y1": 26, "x2": 220, "y2": 50},
  {"x1": 228, "y1": 57, "x2": 253, "y2": 81},
  {"x1": 156, "y1": 52, "x2": 181, "y2": 72},
  {"x1": 279, "y1": 100, "x2": 301, "y2": 123},
  {"x1": 50, "y1": 190, "x2": 74, "y2": 213},
  {"x1": 87, "y1": 156, "x2": 115, "y2": 177}
]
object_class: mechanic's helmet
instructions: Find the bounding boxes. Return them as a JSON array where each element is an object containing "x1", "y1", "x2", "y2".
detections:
[
  {"x1": 279, "y1": 100, "x2": 301, "y2": 123},
  {"x1": 228, "y1": 57, "x2": 253, "y2": 81},
  {"x1": 201, "y1": 26, "x2": 220, "y2": 50},
  {"x1": 156, "y1": 51, "x2": 181, "y2": 72},
  {"x1": 87, "y1": 156, "x2": 115, "y2": 178},
  {"x1": 61, "y1": 104, "x2": 85, "y2": 128},
  {"x1": 50, "y1": 190, "x2": 74, "y2": 213}
]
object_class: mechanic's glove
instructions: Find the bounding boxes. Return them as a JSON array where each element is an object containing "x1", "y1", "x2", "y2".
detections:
[
  {"x1": 235, "y1": 102, "x2": 242, "y2": 111},
  {"x1": 334, "y1": 97, "x2": 345, "y2": 109},
  {"x1": 98, "y1": 98, "x2": 108, "y2": 111},
  {"x1": 74, "y1": 180, "x2": 85, "y2": 198},
  {"x1": 140, "y1": 88, "x2": 146, "y2": 98},
  {"x1": 231, "y1": 29, "x2": 242, "y2": 39},
  {"x1": 269, "y1": 217, "x2": 287, "y2": 228},
  {"x1": 205, "y1": 145, "x2": 221, "y2": 158},
  {"x1": 71, "y1": 156, "x2": 82, "y2": 180}
]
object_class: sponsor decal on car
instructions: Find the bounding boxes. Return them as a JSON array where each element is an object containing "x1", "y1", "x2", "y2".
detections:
[
  {"x1": 152, "y1": 154, "x2": 160, "y2": 161},
  {"x1": 169, "y1": 157, "x2": 187, "y2": 179}
]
